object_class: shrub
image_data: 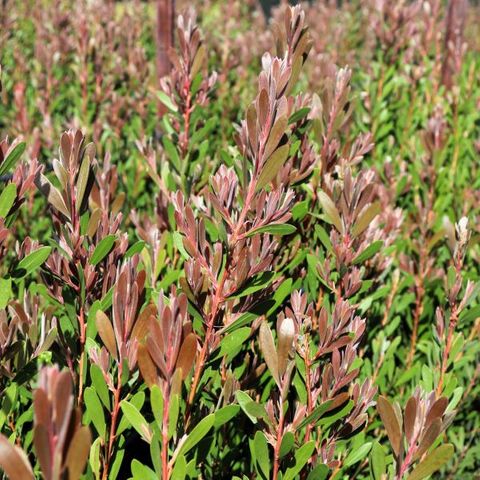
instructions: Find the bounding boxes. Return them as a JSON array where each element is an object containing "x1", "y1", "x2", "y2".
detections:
[{"x1": 0, "y1": 0, "x2": 479, "y2": 478}]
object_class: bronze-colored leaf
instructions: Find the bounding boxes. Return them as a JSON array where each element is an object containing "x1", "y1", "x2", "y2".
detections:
[
  {"x1": 76, "y1": 155, "x2": 91, "y2": 211},
  {"x1": 54, "y1": 370, "x2": 73, "y2": 435},
  {"x1": 176, "y1": 333, "x2": 197, "y2": 380},
  {"x1": 95, "y1": 310, "x2": 117, "y2": 360},
  {"x1": 65, "y1": 426, "x2": 92, "y2": 480},
  {"x1": 404, "y1": 396, "x2": 417, "y2": 444},
  {"x1": 132, "y1": 304, "x2": 157, "y2": 343},
  {"x1": 0, "y1": 434, "x2": 34, "y2": 480},
  {"x1": 138, "y1": 344, "x2": 159, "y2": 387},
  {"x1": 351, "y1": 201, "x2": 381, "y2": 238},
  {"x1": 33, "y1": 389, "x2": 49, "y2": 428},
  {"x1": 264, "y1": 116, "x2": 288, "y2": 160},
  {"x1": 259, "y1": 321, "x2": 279, "y2": 386},
  {"x1": 247, "y1": 104, "x2": 258, "y2": 152},
  {"x1": 256, "y1": 143, "x2": 289, "y2": 191},
  {"x1": 258, "y1": 89, "x2": 269, "y2": 127},
  {"x1": 33, "y1": 424, "x2": 51, "y2": 479},
  {"x1": 35, "y1": 173, "x2": 70, "y2": 218},
  {"x1": 377, "y1": 395, "x2": 402, "y2": 457},
  {"x1": 191, "y1": 44, "x2": 206, "y2": 79},
  {"x1": 318, "y1": 191, "x2": 343, "y2": 233},
  {"x1": 425, "y1": 397, "x2": 448, "y2": 428},
  {"x1": 414, "y1": 418, "x2": 442, "y2": 460},
  {"x1": 87, "y1": 208, "x2": 101, "y2": 238},
  {"x1": 111, "y1": 192, "x2": 125, "y2": 215}
]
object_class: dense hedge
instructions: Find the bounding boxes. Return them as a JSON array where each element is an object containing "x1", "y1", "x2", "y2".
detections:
[{"x1": 0, "y1": 1, "x2": 479, "y2": 479}]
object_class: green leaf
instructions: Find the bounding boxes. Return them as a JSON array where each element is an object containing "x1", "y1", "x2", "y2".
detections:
[
  {"x1": 89, "y1": 437, "x2": 102, "y2": 479},
  {"x1": 0, "y1": 278, "x2": 12, "y2": 309},
  {"x1": 344, "y1": 442, "x2": 372, "y2": 467},
  {"x1": 317, "y1": 400, "x2": 354, "y2": 429},
  {"x1": 90, "y1": 365, "x2": 110, "y2": 410},
  {"x1": 17, "y1": 246, "x2": 51, "y2": 276},
  {"x1": 221, "y1": 311, "x2": 258, "y2": 335},
  {"x1": 283, "y1": 440, "x2": 315, "y2": 480},
  {"x1": 178, "y1": 414, "x2": 215, "y2": 457},
  {"x1": 306, "y1": 464, "x2": 329, "y2": 480},
  {"x1": 296, "y1": 400, "x2": 333, "y2": 430},
  {"x1": 84, "y1": 387, "x2": 106, "y2": 440},
  {"x1": 76, "y1": 154, "x2": 91, "y2": 210},
  {"x1": 289, "y1": 107, "x2": 310, "y2": 124},
  {"x1": 171, "y1": 454, "x2": 187, "y2": 480},
  {"x1": 0, "y1": 142, "x2": 26, "y2": 176},
  {"x1": 120, "y1": 400, "x2": 152, "y2": 443},
  {"x1": 236, "y1": 391, "x2": 267, "y2": 424},
  {"x1": 125, "y1": 240, "x2": 146, "y2": 258},
  {"x1": 90, "y1": 235, "x2": 116, "y2": 266},
  {"x1": 214, "y1": 405, "x2": 240, "y2": 428},
  {"x1": 352, "y1": 240, "x2": 383, "y2": 265},
  {"x1": 156, "y1": 90, "x2": 178, "y2": 112},
  {"x1": 216, "y1": 327, "x2": 251, "y2": 361},
  {"x1": 131, "y1": 460, "x2": 157, "y2": 480},
  {"x1": 256, "y1": 144, "x2": 290, "y2": 191},
  {"x1": 246, "y1": 223, "x2": 296, "y2": 237},
  {"x1": 279, "y1": 431, "x2": 295, "y2": 458},
  {"x1": 370, "y1": 441, "x2": 387, "y2": 480},
  {"x1": 151, "y1": 385, "x2": 164, "y2": 431},
  {"x1": 254, "y1": 431, "x2": 270, "y2": 479},
  {"x1": 407, "y1": 444, "x2": 454, "y2": 480},
  {"x1": 109, "y1": 449, "x2": 124, "y2": 480},
  {"x1": 0, "y1": 183, "x2": 17, "y2": 218},
  {"x1": 163, "y1": 136, "x2": 181, "y2": 172},
  {"x1": 228, "y1": 271, "x2": 275, "y2": 299}
]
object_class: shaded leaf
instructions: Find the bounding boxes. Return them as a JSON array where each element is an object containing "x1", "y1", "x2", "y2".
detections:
[{"x1": 178, "y1": 414, "x2": 215, "y2": 457}]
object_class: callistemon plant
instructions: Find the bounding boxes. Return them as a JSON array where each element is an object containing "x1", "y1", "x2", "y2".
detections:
[{"x1": 1, "y1": 1, "x2": 480, "y2": 479}]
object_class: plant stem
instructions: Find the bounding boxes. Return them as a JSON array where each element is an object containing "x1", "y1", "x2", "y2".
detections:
[
  {"x1": 272, "y1": 401, "x2": 286, "y2": 480},
  {"x1": 102, "y1": 364, "x2": 123, "y2": 480}
]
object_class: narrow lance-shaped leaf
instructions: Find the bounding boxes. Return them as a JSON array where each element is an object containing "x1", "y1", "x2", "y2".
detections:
[
  {"x1": 0, "y1": 183, "x2": 17, "y2": 218},
  {"x1": 318, "y1": 191, "x2": 343, "y2": 233},
  {"x1": 407, "y1": 444, "x2": 454, "y2": 480},
  {"x1": 17, "y1": 246, "x2": 52, "y2": 276},
  {"x1": 0, "y1": 434, "x2": 34, "y2": 480},
  {"x1": 90, "y1": 235, "x2": 116, "y2": 266},
  {"x1": 65, "y1": 426, "x2": 92, "y2": 480},
  {"x1": 0, "y1": 142, "x2": 26, "y2": 177},
  {"x1": 256, "y1": 144, "x2": 290, "y2": 191},
  {"x1": 259, "y1": 321, "x2": 280, "y2": 385},
  {"x1": 175, "y1": 333, "x2": 197, "y2": 380},
  {"x1": 35, "y1": 173, "x2": 70, "y2": 218},
  {"x1": 377, "y1": 396, "x2": 402, "y2": 457},
  {"x1": 95, "y1": 310, "x2": 117, "y2": 360}
]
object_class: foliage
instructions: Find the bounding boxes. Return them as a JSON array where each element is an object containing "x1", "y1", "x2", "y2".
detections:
[{"x1": 0, "y1": 0, "x2": 480, "y2": 478}]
